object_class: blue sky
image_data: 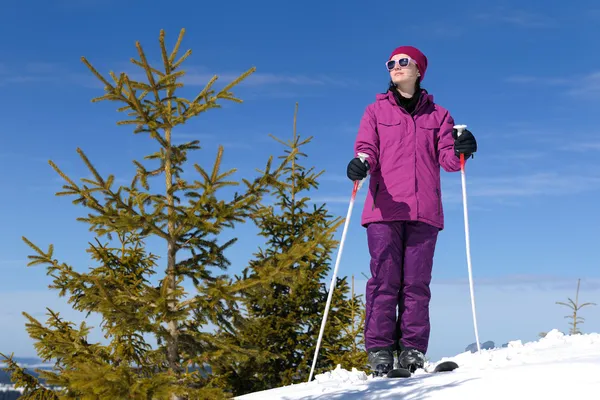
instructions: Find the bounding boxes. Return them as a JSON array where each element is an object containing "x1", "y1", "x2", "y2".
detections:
[{"x1": 1, "y1": 0, "x2": 600, "y2": 362}]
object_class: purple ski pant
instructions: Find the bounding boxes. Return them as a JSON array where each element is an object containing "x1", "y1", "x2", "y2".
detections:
[{"x1": 364, "y1": 220, "x2": 438, "y2": 354}]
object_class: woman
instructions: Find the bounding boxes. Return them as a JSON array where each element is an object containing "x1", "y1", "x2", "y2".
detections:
[{"x1": 346, "y1": 45, "x2": 477, "y2": 375}]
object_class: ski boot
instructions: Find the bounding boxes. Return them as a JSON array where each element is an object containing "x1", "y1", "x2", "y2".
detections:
[
  {"x1": 398, "y1": 348, "x2": 426, "y2": 373},
  {"x1": 367, "y1": 348, "x2": 394, "y2": 377}
]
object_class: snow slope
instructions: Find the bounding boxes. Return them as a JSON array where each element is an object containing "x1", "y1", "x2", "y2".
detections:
[{"x1": 236, "y1": 329, "x2": 600, "y2": 399}]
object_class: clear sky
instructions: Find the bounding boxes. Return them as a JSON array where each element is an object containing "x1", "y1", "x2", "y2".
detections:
[{"x1": 1, "y1": 0, "x2": 599, "y2": 362}]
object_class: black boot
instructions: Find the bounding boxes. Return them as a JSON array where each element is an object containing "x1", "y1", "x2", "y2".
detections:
[
  {"x1": 367, "y1": 348, "x2": 394, "y2": 377},
  {"x1": 398, "y1": 348, "x2": 425, "y2": 373}
]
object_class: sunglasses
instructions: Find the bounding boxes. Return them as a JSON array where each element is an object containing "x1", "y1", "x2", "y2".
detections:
[{"x1": 386, "y1": 57, "x2": 416, "y2": 71}]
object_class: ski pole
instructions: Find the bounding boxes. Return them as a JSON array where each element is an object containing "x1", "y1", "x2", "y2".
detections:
[
  {"x1": 454, "y1": 124, "x2": 481, "y2": 355},
  {"x1": 308, "y1": 152, "x2": 369, "y2": 382}
]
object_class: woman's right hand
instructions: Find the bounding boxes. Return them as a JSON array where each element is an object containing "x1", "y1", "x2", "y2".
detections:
[{"x1": 347, "y1": 157, "x2": 369, "y2": 181}]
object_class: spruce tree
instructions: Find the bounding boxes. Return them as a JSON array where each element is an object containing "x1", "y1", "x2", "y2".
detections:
[
  {"x1": 211, "y1": 103, "x2": 362, "y2": 396},
  {"x1": 0, "y1": 29, "x2": 295, "y2": 400},
  {"x1": 556, "y1": 278, "x2": 596, "y2": 335},
  {"x1": 325, "y1": 275, "x2": 368, "y2": 370}
]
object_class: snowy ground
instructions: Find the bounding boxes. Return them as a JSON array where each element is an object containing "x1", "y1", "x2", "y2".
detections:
[{"x1": 236, "y1": 329, "x2": 600, "y2": 399}]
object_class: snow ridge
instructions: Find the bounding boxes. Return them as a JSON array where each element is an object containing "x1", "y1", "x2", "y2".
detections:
[{"x1": 236, "y1": 329, "x2": 600, "y2": 399}]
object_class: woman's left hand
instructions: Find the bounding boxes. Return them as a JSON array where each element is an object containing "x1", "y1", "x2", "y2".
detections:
[{"x1": 452, "y1": 128, "x2": 477, "y2": 158}]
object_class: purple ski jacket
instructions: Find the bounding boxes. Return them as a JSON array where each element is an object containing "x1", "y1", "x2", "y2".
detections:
[{"x1": 354, "y1": 89, "x2": 465, "y2": 230}]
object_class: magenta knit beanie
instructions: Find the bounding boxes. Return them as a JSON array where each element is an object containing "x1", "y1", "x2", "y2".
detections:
[{"x1": 389, "y1": 46, "x2": 428, "y2": 81}]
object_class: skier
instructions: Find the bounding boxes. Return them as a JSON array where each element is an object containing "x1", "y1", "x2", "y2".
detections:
[{"x1": 346, "y1": 45, "x2": 477, "y2": 375}]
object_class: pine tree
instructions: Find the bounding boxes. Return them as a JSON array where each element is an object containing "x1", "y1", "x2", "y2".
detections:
[
  {"x1": 556, "y1": 278, "x2": 596, "y2": 335},
  {"x1": 0, "y1": 29, "x2": 296, "y2": 400},
  {"x1": 211, "y1": 103, "x2": 359, "y2": 396},
  {"x1": 325, "y1": 275, "x2": 368, "y2": 370}
]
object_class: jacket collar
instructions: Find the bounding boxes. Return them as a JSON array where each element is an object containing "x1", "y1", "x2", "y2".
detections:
[{"x1": 376, "y1": 89, "x2": 433, "y2": 114}]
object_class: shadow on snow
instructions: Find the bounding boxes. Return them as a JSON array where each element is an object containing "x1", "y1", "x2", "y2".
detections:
[{"x1": 280, "y1": 373, "x2": 477, "y2": 400}]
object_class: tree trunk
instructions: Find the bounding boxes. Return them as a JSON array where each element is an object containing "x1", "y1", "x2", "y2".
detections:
[
  {"x1": 165, "y1": 126, "x2": 183, "y2": 399},
  {"x1": 167, "y1": 240, "x2": 180, "y2": 370}
]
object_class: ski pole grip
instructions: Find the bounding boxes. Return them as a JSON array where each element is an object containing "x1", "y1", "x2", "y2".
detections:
[
  {"x1": 454, "y1": 124, "x2": 467, "y2": 137},
  {"x1": 357, "y1": 152, "x2": 369, "y2": 164},
  {"x1": 355, "y1": 152, "x2": 370, "y2": 191}
]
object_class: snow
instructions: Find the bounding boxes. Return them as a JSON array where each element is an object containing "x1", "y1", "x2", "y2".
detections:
[
  {"x1": 236, "y1": 329, "x2": 600, "y2": 399},
  {"x1": 0, "y1": 383, "x2": 23, "y2": 394}
]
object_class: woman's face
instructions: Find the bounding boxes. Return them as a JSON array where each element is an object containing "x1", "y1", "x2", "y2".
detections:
[{"x1": 388, "y1": 53, "x2": 420, "y2": 86}]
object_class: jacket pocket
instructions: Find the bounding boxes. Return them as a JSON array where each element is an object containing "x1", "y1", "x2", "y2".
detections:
[
  {"x1": 372, "y1": 181, "x2": 380, "y2": 210},
  {"x1": 377, "y1": 114, "x2": 403, "y2": 126},
  {"x1": 377, "y1": 117, "x2": 404, "y2": 146},
  {"x1": 416, "y1": 121, "x2": 441, "y2": 155}
]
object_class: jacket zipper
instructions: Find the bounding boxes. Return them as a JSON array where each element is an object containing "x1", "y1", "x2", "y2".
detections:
[
  {"x1": 436, "y1": 188, "x2": 441, "y2": 215},
  {"x1": 372, "y1": 181, "x2": 379, "y2": 210},
  {"x1": 413, "y1": 116, "x2": 417, "y2": 198}
]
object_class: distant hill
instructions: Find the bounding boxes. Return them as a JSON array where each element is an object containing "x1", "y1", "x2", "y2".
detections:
[{"x1": 0, "y1": 385, "x2": 22, "y2": 400}]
